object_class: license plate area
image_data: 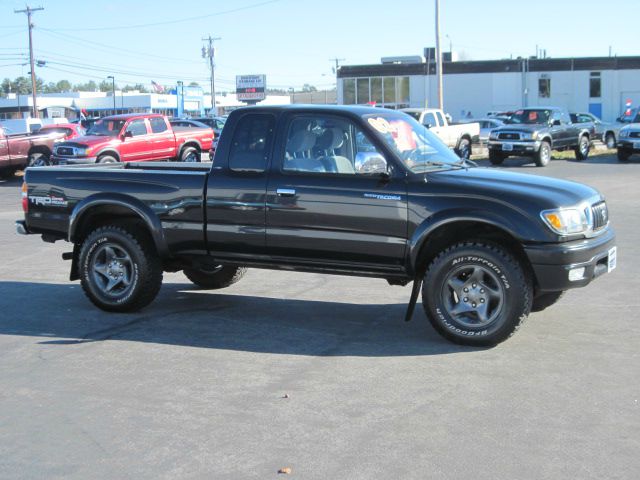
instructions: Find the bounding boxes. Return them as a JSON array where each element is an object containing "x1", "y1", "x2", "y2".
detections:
[{"x1": 502, "y1": 143, "x2": 514, "y2": 151}]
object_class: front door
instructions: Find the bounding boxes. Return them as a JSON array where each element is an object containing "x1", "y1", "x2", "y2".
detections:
[
  {"x1": 119, "y1": 118, "x2": 153, "y2": 162},
  {"x1": 266, "y1": 113, "x2": 408, "y2": 268}
]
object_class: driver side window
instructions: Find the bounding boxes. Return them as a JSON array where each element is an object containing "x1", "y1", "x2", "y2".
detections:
[
  {"x1": 282, "y1": 115, "x2": 387, "y2": 175},
  {"x1": 126, "y1": 119, "x2": 147, "y2": 136}
]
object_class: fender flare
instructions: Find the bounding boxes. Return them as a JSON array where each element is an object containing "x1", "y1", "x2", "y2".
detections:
[
  {"x1": 68, "y1": 192, "x2": 170, "y2": 257},
  {"x1": 95, "y1": 149, "x2": 121, "y2": 162}
]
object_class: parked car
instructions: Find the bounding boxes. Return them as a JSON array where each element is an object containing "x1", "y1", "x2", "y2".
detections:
[
  {"x1": 169, "y1": 119, "x2": 212, "y2": 129},
  {"x1": 615, "y1": 121, "x2": 640, "y2": 161},
  {"x1": 17, "y1": 105, "x2": 616, "y2": 347},
  {"x1": 488, "y1": 107, "x2": 592, "y2": 166},
  {"x1": 37, "y1": 123, "x2": 86, "y2": 141},
  {"x1": 400, "y1": 108, "x2": 480, "y2": 159},
  {"x1": 461, "y1": 117, "x2": 504, "y2": 144},
  {"x1": 570, "y1": 112, "x2": 620, "y2": 149},
  {"x1": 50, "y1": 113, "x2": 213, "y2": 165},
  {"x1": 0, "y1": 125, "x2": 68, "y2": 175},
  {"x1": 191, "y1": 116, "x2": 227, "y2": 156}
]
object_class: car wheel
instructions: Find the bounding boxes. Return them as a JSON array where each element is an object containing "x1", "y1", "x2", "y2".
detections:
[
  {"x1": 605, "y1": 133, "x2": 616, "y2": 149},
  {"x1": 488, "y1": 151, "x2": 505, "y2": 165},
  {"x1": 574, "y1": 135, "x2": 590, "y2": 161},
  {"x1": 184, "y1": 265, "x2": 246, "y2": 289},
  {"x1": 79, "y1": 226, "x2": 163, "y2": 312},
  {"x1": 455, "y1": 138, "x2": 471, "y2": 159},
  {"x1": 617, "y1": 148, "x2": 631, "y2": 162},
  {"x1": 535, "y1": 141, "x2": 551, "y2": 167},
  {"x1": 180, "y1": 146, "x2": 200, "y2": 162},
  {"x1": 28, "y1": 152, "x2": 50, "y2": 167},
  {"x1": 421, "y1": 241, "x2": 532, "y2": 346},
  {"x1": 531, "y1": 291, "x2": 565, "y2": 313},
  {"x1": 0, "y1": 167, "x2": 18, "y2": 179},
  {"x1": 98, "y1": 155, "x2": 118, "y2": 164}
]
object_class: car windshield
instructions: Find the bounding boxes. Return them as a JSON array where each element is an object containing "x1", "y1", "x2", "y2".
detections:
[
  {"x1": 506, "y1": 109, "x2": 551, "y2": 125},
  {"x1": 619, "y1": 109, "x2": 640, "y2": 123},
  {"x1": 363, "y1": 112, "x2": 463, "y2": 173},
  {"x1": 87, "y1": 119, "x2": 126, "y2": 136}
]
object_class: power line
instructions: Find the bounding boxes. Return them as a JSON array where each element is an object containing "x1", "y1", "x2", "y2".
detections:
[{"x1": 43, "y1": 0, "x2": 280, "y2": 32}]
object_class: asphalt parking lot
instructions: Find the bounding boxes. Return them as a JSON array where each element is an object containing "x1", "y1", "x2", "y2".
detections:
[{"x1": 0, "y1": 154, "x2": 638, "y2": 479}]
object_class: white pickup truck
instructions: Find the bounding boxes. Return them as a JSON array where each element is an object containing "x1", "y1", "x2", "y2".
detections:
[{"x1": 400, "y1": 108, "x2": 480, "y2": 159}]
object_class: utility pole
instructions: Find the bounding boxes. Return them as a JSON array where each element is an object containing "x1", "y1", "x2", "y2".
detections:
[
  {"x1": 435, "y1": 0, "x2": 443, "y2": 110},
  {"x1": 329, "y1": 57, "x2": 345, "y2": 74},
  {"x1": 107, "y1": 76, "x2": 115, "y2": 111},
  {"x1": 202, "y1": 35, "x2": 221, "y2": 114},
  {"x1": 15, "y1": 5, "x2": 44, "y2": 119}
]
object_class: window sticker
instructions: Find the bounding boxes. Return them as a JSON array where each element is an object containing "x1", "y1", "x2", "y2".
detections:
[
  {"x1": 528, "y1": 112, "x2": 538, "y2": 121},
  {"x1": 368, "y1": 117, "x2": 395, "y2": 134}
]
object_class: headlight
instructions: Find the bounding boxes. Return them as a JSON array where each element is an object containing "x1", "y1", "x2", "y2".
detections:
[
  {"x1": 489, "y1": 131, "x2": 499, "y2": 140},
  {"x1": 541, "y1": 207, "x2": 590, "y2": 235},
  {"x1": 521, "y1": 131, "x2": 538, "y2": 140},
  {"x1": 75, "y1": 146, "x2": 92, "y2": 156},
  {"x1": 619, "y1": 129, "x2": 629, "y2": 138}
]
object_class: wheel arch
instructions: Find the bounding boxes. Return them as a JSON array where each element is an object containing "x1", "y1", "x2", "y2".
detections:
[{"x1": 96, "y1": 149, "x2": 121, "y2": 162}]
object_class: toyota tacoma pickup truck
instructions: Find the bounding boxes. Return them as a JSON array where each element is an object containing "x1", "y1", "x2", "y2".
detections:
[
  {"x1": 16, "y1": 105, "x2": 616, "y2": 346},
  {"x1": 400, "y1": 108, "x2": 480, "y2": 159},
  {"x1": 0, "y1": 125, "x2": 67, "y2": 177},
  {"x1": 488, "y1": 107, "x2": 592, "y2": 167},
  {"x1": 50, "y1": 113, "x2": 213, "y2": 165}
]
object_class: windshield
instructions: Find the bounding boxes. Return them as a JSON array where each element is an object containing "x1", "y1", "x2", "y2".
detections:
[
  {"x1": 619, "y1": 108, "x2": 640, "y2": 123},
  {"x1": 506, "y1": 109, "x2": 551, "y2": 125},
  {"x1": 363, "y1": 112, "x2": 462, "y2": 173},
  {"x1": 87, "y1": 119, "x2": 126, "y2": 136}
]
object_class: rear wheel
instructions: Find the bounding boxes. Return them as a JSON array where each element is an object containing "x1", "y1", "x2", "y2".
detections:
[
  {"x1": 421, "y1": 241, "x2": 532, "y2": 346},
  {"x1": 574, "y1": 135, "x2": 590, "y2": 161},
  {"x1": 605, "y1": 133, "x2": 616, "y2": 149},
  {"x1": 488, "y1": 150, "x2": 505, "y2": 165},
  {"x1": 535, "y1": 141, "x2": 551, "y2": 167},
  {"x1": 184, "y1": 265, "x2": 246, "y2": 289},
  {"x1": 180, "y1": 146, "x2": 200, "y2": 162},
  {"x1": 617, "y1": 148, "x2": 631, "y2": 162},
  {"x1": 28, "y1": 152, "x2": 50, "y2": 167},
  {"x1": 78, "y1": 226, "x2": 162, "y2": 312},
  {"x1": 455, "y1": 138, "x2": 471, "y2": 159}
]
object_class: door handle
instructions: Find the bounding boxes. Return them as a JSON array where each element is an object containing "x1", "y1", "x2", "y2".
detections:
[{"x1": 276, "y1": 188, "x2": 296, "y2": 197}]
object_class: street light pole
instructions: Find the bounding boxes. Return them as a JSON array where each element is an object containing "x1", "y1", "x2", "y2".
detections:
[
  {"x1": 15, "y1": 5, "x2": 44, "y2": 119},
  {"x1": 435, "y1": 0, "x2": 444, "y2": 110},
  {"x1": 107, "y1": 76, "x2": 115, "y2": 112},
  {"x1": 177, "y1": 80, "x2": 184, "y2": 117}
]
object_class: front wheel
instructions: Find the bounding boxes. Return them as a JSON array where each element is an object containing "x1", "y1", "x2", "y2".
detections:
[
  {"x1": 184, "y1": 265, "x2": 246, "y2": 289},
  {"x1": 79, "y1": 226, "x2": 163, "y2": 312},
  {"x1": 421, "y1": 241, "x2": 532, "y2": 346},
  {"x1": 98, "y1": 155, "x2": 118, "y2": 164},
  {"x1": 535, "y1": 141, "x2": 551, "y2": 167},
  {"x1": 574, "y1": 135, "x2": 590, "y2": 161},
  {"x1": 488, "y1": 150, "x2": 505, "y2": 165},
  {"x1": 617, "y1": 148, "x2": 631, "y2": 162}
]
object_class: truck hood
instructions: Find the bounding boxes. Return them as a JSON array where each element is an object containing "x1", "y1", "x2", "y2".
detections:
[
  {"x1": 426, "y1": 167, "x2": 600, "y2": 210},
  {"x1": 493, "y1": 124, "x2": 547, "y2": 133},
  {"x1": 58, "y1": 135, "x2": 119, "y2": 147}
]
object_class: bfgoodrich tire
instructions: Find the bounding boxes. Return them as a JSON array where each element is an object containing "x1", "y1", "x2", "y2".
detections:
[
  {"x1": 79, "y1": 226, "x2": 163, "y2": 312},
  {"x1": 184, "y1": 265, "x2": 246, "y2": 289},
  {"x1": 422, "y1": 241, "x2": 532, "y2": 346}
]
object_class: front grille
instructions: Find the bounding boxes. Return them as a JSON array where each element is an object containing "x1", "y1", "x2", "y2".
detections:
[
  {"x1": 498, "y1": 132, "x2": 521, "y2": 140},
  {"x1": 591, "y1": 201, "x2": 609, "y2": 230},
  {"x1": 57, "y1": 146, "x2": 74, "y2": 156},
  {"x1": 629, "y1": 131, "x2": 640, "y2": 138}
]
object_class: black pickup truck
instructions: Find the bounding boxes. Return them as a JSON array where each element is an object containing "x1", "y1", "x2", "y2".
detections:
[
  {"x1": 488, "y1": 107, "x2": 592, "y2": 167},
  {"x1": 16, "y1": 105, "x2": 616, "y2": 346}
]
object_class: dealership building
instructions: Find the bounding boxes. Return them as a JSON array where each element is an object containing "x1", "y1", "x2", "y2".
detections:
[{"x1": 337, "y1": 54, "x2": 640, "y2": 122}]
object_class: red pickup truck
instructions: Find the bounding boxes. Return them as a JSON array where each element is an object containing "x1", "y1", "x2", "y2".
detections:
[
  {"x1": 50, "y1": 113, "x2": 213, "y2": 165},
  {"x1": 0, "y1": 125, "x2": 67, "y2": 177}
]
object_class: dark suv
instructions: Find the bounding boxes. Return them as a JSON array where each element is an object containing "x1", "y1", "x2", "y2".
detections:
[{"x1": 488, "y1": 107, "x2": 592, "y2": 167}]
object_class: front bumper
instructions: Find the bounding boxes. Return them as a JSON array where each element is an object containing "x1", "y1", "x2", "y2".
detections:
[
  {"x1": 616, "y1": 139, "x2": 640, "y2": 152},
  {"x1": 488, "y1": 140, "x2": 541, "y2": 156},
  {"x1": 50, "y1": 155, "x2": 98, "y2": 165},
  {"x1": 524, "y1": 227, "x2": 616, "y2": 292}
]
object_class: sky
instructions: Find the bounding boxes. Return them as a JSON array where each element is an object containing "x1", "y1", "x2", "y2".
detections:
[{"x1": 0, "y1": 0, "x2": 638, "y2": 93}]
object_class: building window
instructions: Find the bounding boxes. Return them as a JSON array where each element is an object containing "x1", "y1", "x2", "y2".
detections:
[
  {"x1": 538, "y1": 75, "x2": 550, "y2": 98},
  {"x1": 397, "y1": 76, "x2": 410, "y2": 104},
  {"x1": 371, "y1": 77, "x2": 383, "y2": 104},
  {"x1": 343, "y1": 78, "x2": 355, "y2": 105},
  {"x1": 383, "y1": 77, "x2": 396, "y2": 104},
  {"x1": 356, "y1": 78, "x2": 369, "y2": 104},
  {"x1": 590, "y1": 72, "x2": 601, "y2": 98}
]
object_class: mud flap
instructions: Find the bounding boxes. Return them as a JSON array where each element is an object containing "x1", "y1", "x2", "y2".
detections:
[
  {"x1": 68, "y1": 243, "x2": 80, "y2": 281},
  {"x1": 404, "y1": 276, "x2": 423, "y2": 322}
]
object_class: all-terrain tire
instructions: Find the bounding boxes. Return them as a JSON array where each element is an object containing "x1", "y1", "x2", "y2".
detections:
[
  {"x1": 421, "y1": 241, "x2": 532, "y2": 346},
  {"x1": 78, "y1": 226, "x2": 163, "y2": 312},
  {"x1": 531, "y1": 291, "x2": 565, "y2": 313},
  {"x1": 184, "y1": 265, "x2": 247, "y2": 289}
]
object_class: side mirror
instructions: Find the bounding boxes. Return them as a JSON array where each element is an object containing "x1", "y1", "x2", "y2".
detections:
[
  {"x1": 123, "y1": 131, "x2": 133, "y2": 140},
  {"x1": 552, "y1": 119, "x2": 561, "y2": 126},
  {"x1": 355, "y1": 152, "x2": 388, "y2": 174},
  {"x1": 424, "y1": 123, "x2": 433, "y2": 129}
]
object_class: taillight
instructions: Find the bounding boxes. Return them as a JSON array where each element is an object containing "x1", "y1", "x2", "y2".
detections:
[{"x1": 21, "y1": 181, "x2": 28, "y2": 213}]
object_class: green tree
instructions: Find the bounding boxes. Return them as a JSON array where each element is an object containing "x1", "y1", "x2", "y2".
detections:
[
  {"x1": 73, "y1": 80, "x2": 98, "y2": 92},
  {"x1": 56, "y1": 79, "x2": 72, "y2": 92},
  {"x1": 122, "y1": 83, "x2": 149, "y2": 93},
  {"x1": 301, "y1": 83, "x2": 317, "y2": 92},
  {"x1": 98, "y1": 80, "x2": 118, "y2": 92}
]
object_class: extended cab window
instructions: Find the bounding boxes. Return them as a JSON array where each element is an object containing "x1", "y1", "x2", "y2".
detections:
[
  {"x1": 283, "y1": 115, "x2": 385, "y2": 175},
  {"x1": 126, "y1": 119, "x2": 147, "y2": 137},
  {"x1": 228, "y1": 114, "x2": 274, "y2": 172},
  {"x1": 149, "y1": 117, "x2": 168, "y2": 133}
]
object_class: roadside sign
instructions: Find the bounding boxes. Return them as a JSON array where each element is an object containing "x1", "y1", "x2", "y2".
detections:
[{"x1": 236, "y1": 75, "x2": 266, "y2": 102}]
